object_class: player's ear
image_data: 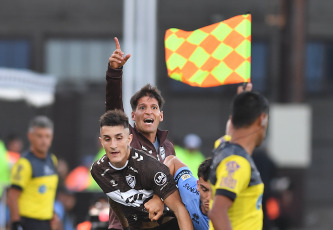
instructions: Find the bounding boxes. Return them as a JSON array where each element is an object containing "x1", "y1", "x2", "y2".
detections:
[
  {"x1": 197, "y1": 180, "x2": 200, "y2": 191},
  {"x1": 128, "y1": 133, "x2": 133, "y2": 144},
  {"x1": 131, "y1": 111, "x2": 136, "y2": 121},
  {"x1": 99, "y1": 137, "x2": 104, "y2": 148},
  {"x1": 159, "y1": 111, "x2": 164, "y2": 122}
]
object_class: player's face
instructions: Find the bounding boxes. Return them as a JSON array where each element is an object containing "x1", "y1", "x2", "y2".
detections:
[
  {"x1": 28, "y1": 127, "x2": 53, "y2": 157},
  {"x1": 197, "y1": 177, "x2": 211, "y2": 215},
  {"x1": 100, "y1": 125, "x2": 133, "y2": 168},
  {"x1": 131, "y1": 96, "x2": 163, "y2": 135}
]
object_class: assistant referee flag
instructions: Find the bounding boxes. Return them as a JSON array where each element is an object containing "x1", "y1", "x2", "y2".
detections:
[{"x1": 165, "y1": 14, "x2": 251, "y2": 87}]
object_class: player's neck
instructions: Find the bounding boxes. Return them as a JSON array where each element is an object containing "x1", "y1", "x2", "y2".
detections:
[
  {"x1": 30, "y1": 147, "x2": 47, "y2": 159},
  {"x1": 143, "y1": 132, "x2": 157, "y2": 144},
  {"x1": 230, "y1": 127, "x2": 260, "y2": 156}
]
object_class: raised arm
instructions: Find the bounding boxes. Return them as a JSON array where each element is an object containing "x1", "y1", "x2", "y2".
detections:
[{"x1": 105, "y1": 37, "x2": 131, "y2": 112}]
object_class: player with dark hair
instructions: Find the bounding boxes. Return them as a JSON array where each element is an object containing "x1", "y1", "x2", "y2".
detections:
[
  {"x1": 164, "y1": 156, "x2": 211, "y2": 230},
  {"x1": 104, "y1": 37, "x2": 176, "y2": 229},
  {"x1": 209, "y1": 91, "x2": 269, "y2": 230},
  {"x1": 91, "y1": 110, "x2": 193, "y2": 230}
]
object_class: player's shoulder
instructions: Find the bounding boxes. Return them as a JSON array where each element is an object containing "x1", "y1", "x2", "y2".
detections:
[
  {"x1": 91, "y1": 155, "x2": 109, "y2": 173},
  {"x1": 130, "y1": 148, "x2": 159, "y2": 162},
  {"x1": 15, "y1": 152, "x2": 32, "y2": 165}
]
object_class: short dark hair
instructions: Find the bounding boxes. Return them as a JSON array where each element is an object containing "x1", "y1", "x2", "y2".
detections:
[
  {"x1": 130, "y1": 84, "x2": 165, "y2": 111},
  {"x1": 198, "y1": 157, "x2": 213, "y2": 181},
  {"x1": 99, "y1": 109, "x2": 129, "y2": 129},
  {"x1": 29, "y1": 116, "x2": 53, "y2": 131},
  {"x1": 231, "y1": 91, "x2": 269, "y2": 129}
]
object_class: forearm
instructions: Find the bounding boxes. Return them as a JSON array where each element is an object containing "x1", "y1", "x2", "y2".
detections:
[
  {"x1": 164, "y1": 191, "x2": 193, "y2": 230},
  {"x1": 173, "y1": 205, "x2": 194, "y2": 230},
  {"x1": 105, "y1": 65, "x2": 124, "y2": 112},
  {"x1": 7, "y1": 188, "x2": 21, "y2": 222},
  {"x1": 210, "y1": 211, "x2": 232, "y2": 230}
]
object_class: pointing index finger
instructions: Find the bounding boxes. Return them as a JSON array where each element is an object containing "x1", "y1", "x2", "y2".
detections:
[{"x1": 114, "y1": 37, "x2": 121, "y2": 50}]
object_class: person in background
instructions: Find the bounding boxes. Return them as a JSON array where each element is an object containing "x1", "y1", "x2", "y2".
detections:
[
  {"x1": 174, "y1": 134, "x2": 205, "y2": 179},
  {"x1": 252, "y1": 147, "x2": 277, "y2": 230},
  {"x1": 5, "y1": 134, "x2": 23, "y2": 167},
  {"x1": 54, "y1": 187, "x2": 77, "y2": 230},
  {"x1": 7, "y1": 116, "x2": 59, "y2": 230}
]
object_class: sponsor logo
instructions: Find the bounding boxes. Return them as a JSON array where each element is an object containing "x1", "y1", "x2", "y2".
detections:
[
  {"x1": 107, "y1": 189, "x2": 153, "y2": 208},
  {"x1": 192, "y1": 213, "x2": 200, "y2": 224},
  {"x1": 256, "y1": 194, "x2": 263, "y2": 210},
  {"x1": 154, "y1": 172, "x2": 167, "y2": 186},
  {"x1": 129, "y1": 166, "x2": 138, "y2": 173},
  {"x1": 220, "y1": 161, "x2": 240, "y2": 189},
  {"x1": 183, "y1": 183, "x2": 199, "y2": 195},
  {"x1": 126, "y1": 174, "x2": 136, "y2": 188},
  {"x1": 126, "y1": 193, "x2": 144, "y2": 204},
  {"x1": 226, "y1": 161, "x2": 240, "y2": 173},
  {"x1": 159, "y1": 147, "x2": 166, "y2": 160},
  {"x1": 174, "y1": 169, "x2": 191, "y2": 184},
  {"x1": 181, "y1": 174, "x2": 191, "y2": 181},
  {"x1": 39, "y1": 184, "x2": 47, "y2": 193}
]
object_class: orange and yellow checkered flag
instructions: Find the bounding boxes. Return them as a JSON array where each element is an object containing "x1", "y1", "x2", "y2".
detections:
[{"x1": 165, "y1": 14, "x2": 251, "y2": 87}]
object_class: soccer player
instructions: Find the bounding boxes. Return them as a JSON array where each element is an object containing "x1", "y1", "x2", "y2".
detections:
[
  {"x1": 90, "y1": 109, "x2": 193, "y2": 230},
  {"x1": 209, "y1": 91, "x2": 269, "y2": 230},
  {"x1": 104, "y1": 37, "x2": 175, "y2": 229},
  {"x1": 164, "y1": 155, "x2": 211, "y2": 230}
]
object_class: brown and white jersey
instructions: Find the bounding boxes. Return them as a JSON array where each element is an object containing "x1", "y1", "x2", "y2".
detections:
[{"x1": 90, "y1": 148, "x2": 177, "y2": 229}]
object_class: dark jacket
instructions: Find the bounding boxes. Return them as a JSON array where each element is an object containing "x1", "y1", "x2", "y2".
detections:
[{"x1": 105, "y1": 66, "x2": 175, "y2": 163}]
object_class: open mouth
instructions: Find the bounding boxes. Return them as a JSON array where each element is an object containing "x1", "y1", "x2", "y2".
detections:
[{"x1": 144, "y1": 118, "x2": 154, "y2": 124}]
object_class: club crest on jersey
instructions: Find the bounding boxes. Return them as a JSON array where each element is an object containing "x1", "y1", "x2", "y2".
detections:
[
  {"x1": 159, "y1": 147, "x2": 166, "y2": 160},
  {"x1": 154, "y1": 172, "x2": 167, "y2": 186},
  {"x1": 126, "y1": 174, "x2": 136, "y2": 188},
  {"x1": 220, "y1": 161, "x2": 240, "y2": 189}
]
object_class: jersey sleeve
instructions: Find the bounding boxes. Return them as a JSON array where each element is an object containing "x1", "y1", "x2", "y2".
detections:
[
  {"x1": 144, "y1": 160, "x2": 177, "y2": 201},
  {"x1": 90, "y1": 159, "x2": 108, "y2": 194},
  {"x1": 214, "y1": 155, "x2": 251, "y2": 201},
  {"x1": 174, "y1": 167, "x2": 198, "y2": 205},
  {"x1": 10, "y1": 158, "x2": 32, "y2": 190}
]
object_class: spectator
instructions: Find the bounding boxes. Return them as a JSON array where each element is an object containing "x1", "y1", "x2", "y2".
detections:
[{"x1": 174, "y1": 134, "x2": 205, "y2": 179}]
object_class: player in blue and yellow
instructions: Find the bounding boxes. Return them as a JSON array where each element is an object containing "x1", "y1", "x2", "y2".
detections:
[
  {"x1": 209, "y1": 91, "x2": 269, "y2": 230},
  {"x1": 8, "y1": 116, "x2": 59, "y2": 230},
  {"x1": 164, "y1": 155, "x2": 211, "y2": 230}
]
